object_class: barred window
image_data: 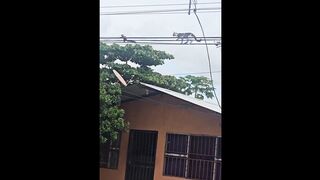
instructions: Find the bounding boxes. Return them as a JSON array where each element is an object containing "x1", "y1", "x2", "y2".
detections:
[
  {"x1": 100, "y1": 133, "x2": 121, "y2": 169},
  {"x1": 164, "y1": 133, "x2": 221, "y2": 180}
]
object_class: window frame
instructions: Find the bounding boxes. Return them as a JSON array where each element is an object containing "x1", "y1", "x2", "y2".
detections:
[{"x1": 163, "y1": 133, "x2": 221, "y2": 180}]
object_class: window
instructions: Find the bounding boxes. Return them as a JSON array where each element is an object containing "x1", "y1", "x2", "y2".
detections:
[
  {"x1": 164, "y1": 133, "x2": 221, "y2": 180},
  {"x1": 100, "y1": 133, "x2": 121, "y2": 169},
  {"x1": 164, "y1": 134, "x2": 188, "y2": 177}
]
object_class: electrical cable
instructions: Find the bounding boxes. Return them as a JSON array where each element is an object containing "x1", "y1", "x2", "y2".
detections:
[
  {"x1": 192, "y1": 1, "x2": 221, "y2": 108},
  {"x1": 101, "y1": 2, "x2": 221, "y2": 8},
  {"x1": 100, "y1": 7, "x2": 221, "y2": 15},
  {"x1": 100, "y1": 36, "x2": 221, "y2": 39}
]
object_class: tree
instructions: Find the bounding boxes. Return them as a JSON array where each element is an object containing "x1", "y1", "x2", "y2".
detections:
[
  {"x1": 100, "y1": 43, "x2": 174, "y2": 68},
  {"x1": 100, "y1": 68, "x2": 128, "y2": 143},
  {"x1": 180, "y1": 75, "x2": 214, "y2": 100},
  {"x1": 100, "y1": 43, "x2": 215, "y2": 142},
  {"x1": 101, "y1": 43, "x2": 189, "y2": 90}
]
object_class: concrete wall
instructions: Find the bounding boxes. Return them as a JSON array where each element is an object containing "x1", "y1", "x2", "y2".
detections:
[{"x1": 100, "y1": 94, "x2": 221, "y2": 180}]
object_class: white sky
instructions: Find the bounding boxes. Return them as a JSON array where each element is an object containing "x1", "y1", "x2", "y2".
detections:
[{"x1": 100, "y1": 0, "x2": 221, "y2": 105}]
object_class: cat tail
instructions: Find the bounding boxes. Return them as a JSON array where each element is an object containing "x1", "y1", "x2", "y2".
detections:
[{"x1": 192, "y1": 34, "x2": 202, "y2": 42}]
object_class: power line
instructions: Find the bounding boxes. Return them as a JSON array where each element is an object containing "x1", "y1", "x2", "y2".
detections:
[
  {"x1": 99, "y1": 41, "x2": 221, "y2": 46},
  {"x1": 100, "y1": 37, "x2": 221, "y2": 45},
  {"x1": 101, "y1": 10, "x2": 221, "y2": 16},
  {"x1": 192, "y1": 1, "x2": 221, "y2": 109},
  {"x1": 100, "y1": 7, "x2": 221, "y2": 15},
  {"x1": 100, "y1": 8, "x2": 220, "y2": 15},
  {"x1": 100, "y1": 39, "x2": 220, "y2": 43},
  {"x1": 113, "y1": 10, "x2": 221, "y2": 15},
  {"x1": 100, "y1": 36, "x2": 221, "y2": 39},
  {"x1": 101, "y1": 2, "x2": 221, "y2": 8},
  {"x1": 100, "y1": 39, "x2": 220, "y2": 42},
  {"x1": 100, "y1": 11, "x2": 221, "y2": 16},
  {"x1": 100, "y1": 40, "x2": 220, "y2": 44}
]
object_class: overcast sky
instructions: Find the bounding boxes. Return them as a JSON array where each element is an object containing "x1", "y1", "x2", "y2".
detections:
[{"x1": 100, "y1": 0, "x2": 221, "y2": 105}]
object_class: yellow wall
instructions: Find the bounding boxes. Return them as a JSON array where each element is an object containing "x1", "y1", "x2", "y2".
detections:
[{"x1": 100, "y1": 94, "x2": 221, "y2": 180}]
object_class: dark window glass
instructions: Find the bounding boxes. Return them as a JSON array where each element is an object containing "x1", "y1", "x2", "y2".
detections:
[
  {"x1": 189, "y1": 136, "x2": 216, "y2": 161},
  {"x1": 164, "y1": 156, "x2": 186, "y2": 177},
  {"x1": 166, "y1": 134, "x2": 188, "y2": 154}
]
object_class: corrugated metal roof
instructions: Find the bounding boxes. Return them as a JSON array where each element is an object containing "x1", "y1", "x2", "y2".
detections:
[{"x1": 140, "y1": 82, "x2": 221, "y2": 114}]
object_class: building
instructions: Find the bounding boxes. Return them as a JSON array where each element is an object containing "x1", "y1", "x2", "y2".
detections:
[{"x1": 100, "y1": 82, "x2": 221, "y2": 180}]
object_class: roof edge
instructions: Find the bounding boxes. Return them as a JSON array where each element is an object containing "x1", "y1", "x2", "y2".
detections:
[{"x1": 139, "y1": 82, "x2": 221, "y2": 114}]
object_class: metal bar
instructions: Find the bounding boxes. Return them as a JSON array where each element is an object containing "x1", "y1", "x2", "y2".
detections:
[
  {"x1": 152, "y1": 132, "x2": 157, "y2": 179},
  {"x1": 150, "y1": 132, "x2": 154, "y2": 164},
  {"x1": 196, "y1": 159, "x2": 200, "y2": 179},
  {"x1": 202, "y1": 160, "x2": 205, "y2": 179},
  {"x1": 135, "y1": 165, "x2": 139, "y2": 180},
  {"x1": 142, "y1": 131, "x2": 146, "y2": 164},
  {"x1": 139, "y1": 131, "x2": 142, "y2": 164},
  {"x1": 132, "y1": 165, "x2": 135, "y2": 180},
  {"x1": 204, "y1": 136, "x2": 207, "y2": 156},
  {"x1": 178, "y1": 157, "x2": 181, "y2": 176},
  {"x1": 170, "y1": 135, "x2": 177, "y2": 176},
  {"x1": 146, "y1": 131, "x2": 154, "y2": 179},
  {"x1": 192, "y1": 160, "x2": 195, "y2": 179},
  {"x1": 139, "y1": 131, "x2": 142, "y2": 179},
  {"x1": 143, "y1": 163, "x2": 147, "y2": 180},
  {"x1": 212, "y1": 137, "x2": 218, "y2": 180},
  {"x1": 195, "y1": 136, "x2": 199, "y2": 159},
  {"x1": 136, "y1": 166, "x2": 141, "y2": 180},
  {"x1": 174, "y1": 157, "x2": 177, "y2": 176},
  {"x1": 144, "y1": 132, "x2": 148, "y2": 179},
  {"x1": 201, "y1": 135, "x2": 204, "y2": 155},
  {"x1": 206, "y1": 160, "x2": 209, "y2": 180},
  {"x1": 166, "y1": 156, "x2": 170, "y2": 176},
  {"x1": 173, "y1": 134, "x2": 176, "y2": 153},
  {"x1": 209, "y1": 137, "x2": 212, "y2": 156},
  {"x1": 179, "y1": 135, "x2": 185, "y2": 154},
  {"x1": 168, "y1": 156, "x2": 171, "y2": 176},
  {"x1": 165, "y1": 153, "x2": 187, "y2": 157},
  {"x1": 163, "y1": 154, "x2": 168, "y2": 175},
  {"x1": 185, "y1": 135, "x2": 191, "y2": 178},
  {"x1": 107, "y1": 141, "x2": 112, "y2": 167}
]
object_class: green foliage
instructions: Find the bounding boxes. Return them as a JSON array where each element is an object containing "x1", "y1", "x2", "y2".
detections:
[
  {"x1": 100, "y1": 42, "x2": 214, "y2": 142},
  {"x1": 180, "y1": 75, "x2": 214, "y2": 100},
  {"x1": 100, "y1": 43, "x2": 174, "y2": 68},
  {"x1": 100, "y1": 68, "x2": 128, "y2": 143}
]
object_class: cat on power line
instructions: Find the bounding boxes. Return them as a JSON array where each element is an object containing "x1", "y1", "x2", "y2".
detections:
[
  {"x1": 120, "y1": 34, "x2": 136, "y2": 43},
  {"x1": 173, "y1": 32, "x2": 202, "y2": 44}
]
